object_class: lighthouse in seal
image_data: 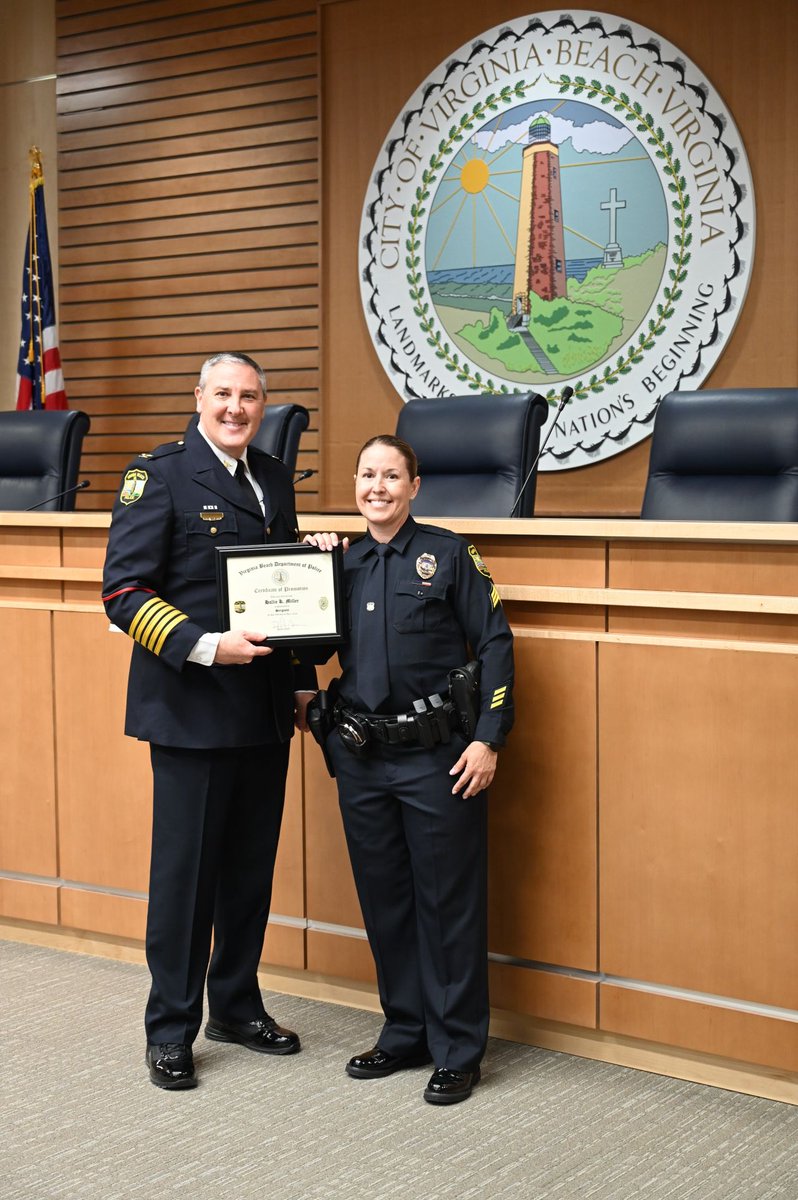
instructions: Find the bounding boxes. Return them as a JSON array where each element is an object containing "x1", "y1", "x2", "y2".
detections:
[{"x1": 512, "y1": 114, "x2": 567, "y2": 317}]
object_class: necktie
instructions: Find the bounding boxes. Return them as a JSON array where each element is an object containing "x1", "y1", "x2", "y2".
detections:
[
  {"x1": 357, "y1": 544, "x2": 390, "y2": 712},
  {"x1": 234, "y1": 459, "x2": 260, "y2": 512}
]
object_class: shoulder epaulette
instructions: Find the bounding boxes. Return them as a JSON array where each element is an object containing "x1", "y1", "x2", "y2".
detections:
[
  {"x1": 248, "y1": 445, "x2": 281, "y2": 464},
  {"x1": 146, "y1": 440, "x2": 186, "y2": 459},
  {"x1": 414, "y1": 522, "x2": 462, "y2": 544}
]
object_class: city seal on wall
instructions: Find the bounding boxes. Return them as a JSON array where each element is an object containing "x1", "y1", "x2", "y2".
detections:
[{"x1": 359, "y1": 11, "x2": 755, "y2": 470}]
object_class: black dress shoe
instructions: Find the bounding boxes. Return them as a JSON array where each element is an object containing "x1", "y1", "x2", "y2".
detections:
[
  {"x1": 204, "y1": 1015, "x2": 300, "y2": 1055},
  {"x1": 146, "y1": 1043, "x2": 197, "y2": 1090},
  {"x1": 346, "y1": 1045, "x2": 432, "y2": 1079},
  {"x1": 423, "y1": 1065, "x2": 481, "y2": 1105}
]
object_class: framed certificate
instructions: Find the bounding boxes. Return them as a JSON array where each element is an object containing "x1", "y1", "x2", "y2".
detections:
[{"x1": 216, "y1": 542, "x2": 348, "y2": 645}]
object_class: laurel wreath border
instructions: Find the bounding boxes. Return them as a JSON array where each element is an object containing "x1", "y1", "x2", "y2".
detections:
[{"x1": 404, "y1": 74, "x2": 692, "y2": 405}]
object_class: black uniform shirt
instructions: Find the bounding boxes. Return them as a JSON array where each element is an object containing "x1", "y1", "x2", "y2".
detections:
[{"x1": 337, "y1": 517, "x2": 514, "y2": 746}]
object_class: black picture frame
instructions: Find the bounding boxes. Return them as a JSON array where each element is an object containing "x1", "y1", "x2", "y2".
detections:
[{"x1": 216, "y1": 541, "x2": 348, "y2": 646}]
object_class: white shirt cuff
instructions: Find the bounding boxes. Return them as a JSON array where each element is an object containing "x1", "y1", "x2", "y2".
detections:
[{"x1": 188, "y1": 632, "x2": 221, "y2": 666}]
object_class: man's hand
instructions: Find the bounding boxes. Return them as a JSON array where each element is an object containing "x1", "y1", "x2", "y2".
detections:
[
  {"x1": 303, "y1": 532, "x2": 350, "y2": 552},
  {"x1": 449, "y1": 741, "x2": 498, "y2": 798},
  {"x1": 294, "y1": 690, "x2": 317, "y2": 732},
  {"x1": 214, "y1": 630, "x2": 272, "y2": 665}
]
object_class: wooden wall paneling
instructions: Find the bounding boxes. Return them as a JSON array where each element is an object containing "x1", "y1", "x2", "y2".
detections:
[
  {"x1": 53, "y1": 611, "x2": 152, "y2": 894},
  {"x1": 59, "y1": 888, "x2": 147, "y2": 941},
  {"x1": 489, "y1": 961, "x2": 597, "y2": 1029},
  {"x1": 320, "y1": 0, "x2": 798, "y2": 516},
  {"x1": 609, "y1": 541, "x2": 798, "y2": 598},
  {"x1": 488, "y1": 634, "x2": 598, "y2": 971},
  {"x1": 474, "y1": 539, "x2": 607, "y2": 590},
  {"x1": 306, "y1": 929, "x2": 376, "y2": 983},
  {"x1": 56, "y1": 0, "x2": 320, "y2": 511},
  {"x1": 600, "y1": 985, "x2": 798, "y2": 1075},
  {"x1": 0, "y1": 610, "x2": 58, "y2": 879},
  {"x1": 303, "y1": 662, "x2": 362, "y2": 930},
  {"x1": 599, "y1": 641, "x2": 798, "y2": 1011},
  {"x1": 269, "y1": 741, "x2": 306, "y2": 926},
  {"x1": 0, "y1": 878, "x2": 59, "y2": 926},
  {"x1": 608, "y1": 608, "x2": 798, "y2": 646}
]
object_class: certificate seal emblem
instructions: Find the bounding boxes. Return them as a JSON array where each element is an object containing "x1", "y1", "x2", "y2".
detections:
[
  {"x1": 234, "y1": 600, "x2": 246, "y2": 614},
  {"x1": 416, "y1": 553, "x2": 438, "y2": 579},
  {"x1": 319, "y1": 596, "x2": 329, "y2": 610},
  {"x1": 360, "y1": 10, "x2": 755, "y2": 471}
]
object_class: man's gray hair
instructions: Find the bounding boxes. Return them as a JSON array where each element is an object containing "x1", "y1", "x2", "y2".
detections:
[{"x1": 197, "y1": 352, "x2": 267, "y2": 395}]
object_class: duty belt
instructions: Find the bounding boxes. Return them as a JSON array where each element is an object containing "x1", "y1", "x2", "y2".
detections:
[{"x1": 334, "y1": 694, "x2": 459, "y2": 752}]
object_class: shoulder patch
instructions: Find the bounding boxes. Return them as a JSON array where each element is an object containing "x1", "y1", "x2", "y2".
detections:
[
  {"x1": 467, "y1": 544, "x2": 492, "y2": 579},
  {"x1": 120, "y1": 468, "x2": 148, "y2": 505}
]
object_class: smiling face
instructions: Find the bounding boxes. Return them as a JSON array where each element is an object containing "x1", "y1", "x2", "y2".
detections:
[
  {"x1": 355, "y1": 444, "x2": 420, "y2": 542},
  {"x1": 195, "y1": 361, "x2": 265, "y2": 458}
]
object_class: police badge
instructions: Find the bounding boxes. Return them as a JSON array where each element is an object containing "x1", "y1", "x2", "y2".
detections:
[{"x1": 416, "y1": 553, "x2": 437, "y2": 580}]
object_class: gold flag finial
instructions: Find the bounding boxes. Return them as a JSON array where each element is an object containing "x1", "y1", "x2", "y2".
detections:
[{"x1": 29, "y1": 146, "x2": 43, "y2": 190}]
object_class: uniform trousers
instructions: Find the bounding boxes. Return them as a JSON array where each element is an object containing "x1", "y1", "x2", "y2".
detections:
[
  {"x1": 329, "y1": 732, "x2": 489, "y2": 1072},
  {"x1": 145, "y1": 740, "x2": 290, "y2": 1045}
]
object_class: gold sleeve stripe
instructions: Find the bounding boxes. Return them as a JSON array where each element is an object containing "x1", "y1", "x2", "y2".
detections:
[
  {"x1": 151, "y1": 611, "x2": 190, "y2": 656},
  {"x1": 129, "y1": 597, "x2": 189, "y2": 654},
  {"x1": 491, "y1": 685, "x2": 508, "y2": 709},
  {"x1": 489, "y1": 583, "x2": 501, "y2": 609}
]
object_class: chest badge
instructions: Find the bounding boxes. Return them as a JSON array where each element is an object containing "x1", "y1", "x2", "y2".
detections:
[
  {"x1": 200, "y1": 512, "x2": 224, "y2": 521},
  {"x1": 416, "y1": 553, "x2": 437, "y2": 580}
]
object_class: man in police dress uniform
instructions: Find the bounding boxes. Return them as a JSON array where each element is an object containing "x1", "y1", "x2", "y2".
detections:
[{"x1": 103, "y1": 352, "x2": 316, "y2": 1090}]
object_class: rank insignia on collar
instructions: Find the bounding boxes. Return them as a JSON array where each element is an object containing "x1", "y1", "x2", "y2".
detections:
[
  {"x1": 416, "y1": 553, "x2": 437, "y2": 580},
  {"x1": 200, "y1": 512, "x2": 224, "y2": 521},
  {"x1": 120, "y1": 468, "x2": 148, "y2": 505}
]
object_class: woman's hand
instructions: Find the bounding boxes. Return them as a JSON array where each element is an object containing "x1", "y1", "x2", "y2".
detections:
[
  {"x1": 449, "y1": 741, "x2": 498, "y2": 798},
  {"x1": 303, "y1": 532, "x2": 350, "y2": 552}
]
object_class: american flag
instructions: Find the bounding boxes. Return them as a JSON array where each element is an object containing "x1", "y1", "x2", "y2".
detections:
[{"x1": 15, "y1": 147, "x2": 67, "y2": 411}]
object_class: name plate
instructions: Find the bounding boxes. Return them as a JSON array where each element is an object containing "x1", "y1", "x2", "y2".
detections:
[{"x1": 216, "y1": 542, "x2": 347, "y2": 646}]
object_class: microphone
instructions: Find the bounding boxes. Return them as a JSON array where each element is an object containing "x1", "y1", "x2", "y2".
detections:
[
  {"x1": 25, "y1": 480, "x2": 91, "y2": 512},
  {"x1": 294, "y1": 468, "x2": 317, "y2": 484},
  {"x1": 509, "y1": 386, "x2": 574, "y2": 517}
]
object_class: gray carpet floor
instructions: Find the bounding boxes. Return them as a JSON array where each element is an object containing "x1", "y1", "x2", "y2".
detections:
[{"x1": 2, "y1": 940, "x2": 797, "y2": 1199}]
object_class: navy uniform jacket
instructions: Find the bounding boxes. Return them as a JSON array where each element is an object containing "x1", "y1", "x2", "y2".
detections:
[
  {"x1": 102, "y1": 420, "x2": 315, "y2": 750},
  {"x1": 335, "y1": 518, "x2": 514, "y2": 746}
]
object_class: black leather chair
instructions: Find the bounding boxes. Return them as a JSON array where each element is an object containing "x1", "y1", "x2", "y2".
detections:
[
  {"x1": 0, "y1": 410, "x2": 90, "y2": 511},
  {"x1": 395, "y1": 392, "x2": 549, "y2": 518},
  {"x1": 641, "y1": 389, "x2": 798, "y2": 521},
  {"x1": 248, "y1": 403, "x2": 310, "y2": 475}
]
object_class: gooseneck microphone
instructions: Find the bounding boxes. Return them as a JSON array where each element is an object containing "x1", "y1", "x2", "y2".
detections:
[
  {"x1": 25, "y1": 479, "x2": 91, "y2": 512},
  {"x1": 509, "y1": 386, "x2": 574, "y2": 517},
  {"x1": 294, "y1": 468, "x2": 317, "y2": 484}
]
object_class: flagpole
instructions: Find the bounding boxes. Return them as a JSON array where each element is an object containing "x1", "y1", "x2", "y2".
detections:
[{"x1": 29, "y1": 148, "x2": 46, "y2": 408}]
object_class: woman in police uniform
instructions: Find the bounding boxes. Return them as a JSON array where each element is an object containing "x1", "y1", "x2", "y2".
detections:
[{"x1": 308, "y1": 435, "x2": 514, "y2": 1105}]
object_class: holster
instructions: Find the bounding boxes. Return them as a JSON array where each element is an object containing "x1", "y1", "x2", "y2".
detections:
[
  {"x1": 306, "y1": 679, "x2": 339, "y2": 777},
  {"x1": 448, "y1": 660, "x2": 481, "y2": 741}
]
